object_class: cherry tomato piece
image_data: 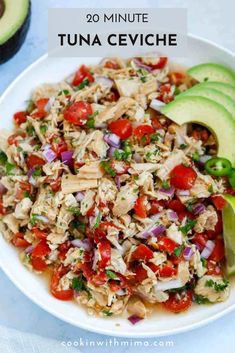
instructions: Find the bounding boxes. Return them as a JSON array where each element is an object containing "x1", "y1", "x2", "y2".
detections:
[
  {"x1": 108, "y1": 119, "x2": 132, "y2": 139},
  {"x1": 64, "y1": 101, "x2": 92, "y2": 125},
  {"x1": 158, "y1": 237, "x2": 178, "y2": 254},
  {"x1": 12, "y1": 232, "x2": 30, "y2": 248},
  {"x1": 163, "y1": 290, "x2": 192, "y2": 313},
  {"x1": 134, "y1": 196, "x2": 148, "y2": 218},
  {"x1": 170, "y1": 164, "x2": 197, "y2": 190},
  {"x1": 50, "y1": 267, "x2": 74, "y2": 300},
  {"x1": 132, "y1": 244, "x2": 154, "y2": 261},
  {"x1": 27, "y1": 155, "x2": 46, "y2": 169},
  {"x1": 13, "y1": 111, "x2": 27, "y2": 125}
]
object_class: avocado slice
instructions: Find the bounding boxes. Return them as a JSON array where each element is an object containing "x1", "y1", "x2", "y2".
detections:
[
  {"x1": 187, "y1": 82, "x2": 235, "y2": 101},
  {"x1": 0, "y1": 0, "x2": 31, "y2": 64},
  {"x1": 161, "y1": 96, "x2": 235, "y2": 166},
  {"x1": 177, "y1": 86, "x2": 235, "y2": 118},
  {"x1": 188, "y1": 63, "x2": 235, "y2": 85}
]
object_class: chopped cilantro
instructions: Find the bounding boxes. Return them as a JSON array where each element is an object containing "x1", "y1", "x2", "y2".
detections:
[
  {"x1": 0, "y1": 151, "x2": 7, "y2": 165},
  {"x1": 162, "y1": 180, "x2": 170, "y2": 190},
  {"x1": 72, "y1": 275, "x2": 86, "y2": 291},
  {"x1": 58, "y1": 89, "x2": 69, "y2": 96},
  {"x1": 40, "y1": 124, "x2": 48, "y2": 135},
  {"x1": 26, "y1": 125, "x2": 35, "y2": 136},
  {"x1": 100, "y1": 160, "x2": 116, "y2": 177},
  {"x1": 114, "y1": 148, "x2": 131, "y2": 161},
  {"x1": 5, "y1": 162, "x2": 16, "y2": 175},
  {"x1": 33, "y1": 145, "x2": 41, "y2": 151},
  {"x1": 93, "y1": 212, "x2": 102, "y2": 229},
  {"x1": 208, "y1": 184, "x2": 214, "y2": 193},
  {"x1": 32, "y1": 166, "x2": 42, "y2": 177},
  {"x1": 102, "y1": 310, "x2": 113, "y2": 317},
  {"x1": 85, "y1": 111, "x2": 98, "y2": 128},
  {"x1": 23, "y1": 191, "x2": 30, "y2": 198},
  {"x1": 174, "y1": 245, "x2": 184, "y2": 257},
  {"x1": 30, "y1": 214, "x2": 39, "y2": 226},
  {"x1": 68, "y1": 207, "x2": 81, "y2": 216},
  {"x1": 26, "y1": 100, "x2": 35, "y2": 113},
  {"x1": 150, "y1": 133, "x2": 160, "y2": 142},
  {"x1": 70, "y1": 219, "x2": 86, "y2": 232},
  {"x1": 201, "y1": 258, "x2": 207, "y2": 268},
  {"x1": 106, "y1": 270, "x2": 117, "y2": 279},
  {"x1": 180, "y1": 219, "x2": 197, "y2": 234},
  {"x1": 192, "y1": 151, "x2": 200, "y2": 162},
  {"x1": 75, "y1": 78, "x2": 90, "y2": 91},
  {"x1": 194, "y1": 294, "x2": 210, "y2": 304},
  {"x1": 205, "y1": 278, "x2": 229, "y2": 292},
  {"x1": 140, "y1": 76, "x2": 147, "y2": 83},
  {"x1": 179, "y1": 143, "x2": 188, "y2": 150}
]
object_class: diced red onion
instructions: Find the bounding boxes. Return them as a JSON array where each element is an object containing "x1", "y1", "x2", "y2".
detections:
[
  {"x1": 61, "y1": 151, "x2": 74, "y2": 168},
  {"x1": 75, "y1": 192, "x2": 85, "y2": 201},
  {"x1": 104, "y1": 133, "x2": 120, "y2": 148},
  {"x1": 95, "y1": 75, "x2": 113, "y2": 89},
  {"x1": 155, "y1": 279, "x2": 183, "y2": 291},
  {"x1": 150, "y1": 98, "x2": 166, "y2": 112},
  {"x1": 25, "y1": 245, "x2": 35, "y2": 254},
  {"x1": 192, "y1": 203, "x2": 206, "y2": 216},
  {"x1": 36, "y1": 215, "x2": 49, "y2": 223},
  {"x1": 183, "y1": 246, "x2": 194, "y2": 261},
  {"x1": 29, "y1": 175, "x2": 36, "y2": 186},
  {"x1": 71, "y1": 239, "x2": 92, "y2": 252},
  {"x1": 201, "y1": 240, "x2": 215, "y2": 259},
  {"x1": 108, "y1": 147, "x2": 117, "y2": 158},
  {"x1": 177, "y1": 189, "x2": 190, "y2": 197},
  {"x1": 92, "y1": 249, "x2": 99, "y2": 270},
  {"x1": 42, "y1": 148, "x2": 57, "y2": 163},
  {"x1": 150, "y1": 224, "x2": 166, "y2": 237},
  {"x1": 0, "y1": 182, "x2": 7, "y2": 195},
  {"x1": 133, "y1": 58, "x2": 152, "y2": 72},
  {"x1": 159, "y1": 186, "x2": 175, "y2": 198},
  {"x1": 42, "y1": 144, "x2": 51, "y2": 151},
  {"x1": 27, "y1": 168, "x2": 35, "y2": 178},
  {"x1": 27, "y1": 168, "x2": 37, "y2": 186},
  {"x1": 167, "y1": 210, "x2": 178, "y2": 221},
  {"x1": 128, "y1": 314, "x2": 144, "y2": 325},
  {"x1": 133, "y1": 152, "x2": 142, "y2": 163},
  {"x1": 115, "y1": 176, "x2": 121, "y2": 191},
  {"x1": 150, "y1": 212, "x2": 162, "y2": 221}
]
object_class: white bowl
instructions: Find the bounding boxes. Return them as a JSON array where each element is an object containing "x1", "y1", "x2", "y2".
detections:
[{"x1": 0, "y1": 35, "x2": 235, "y2": 337}]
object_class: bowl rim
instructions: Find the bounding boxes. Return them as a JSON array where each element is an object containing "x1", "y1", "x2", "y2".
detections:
[{"x1": 0, "y1": 33, "x2": 235, "y2": 338}]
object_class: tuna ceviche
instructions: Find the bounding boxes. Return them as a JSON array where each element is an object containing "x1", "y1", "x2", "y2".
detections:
[{"x1": 1, "y1": 56, "x2": 235, "y2": 322}]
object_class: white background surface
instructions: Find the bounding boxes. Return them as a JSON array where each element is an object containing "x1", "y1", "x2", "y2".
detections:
[{"x1": 0, "y1": 0, "x2": 235, "y2": 352}]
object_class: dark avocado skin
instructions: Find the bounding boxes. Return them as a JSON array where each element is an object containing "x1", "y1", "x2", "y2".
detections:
[{"x1": 0, "y1": 0, "x2": 31, "y2": 64}]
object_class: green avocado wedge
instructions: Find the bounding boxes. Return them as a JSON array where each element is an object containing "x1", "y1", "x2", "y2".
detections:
[
  {"x1": 185, "y1": 82, "x2": 235, "y2": 101},
  {"x1": 176, "y1": 86, "x2": 235, "y2": 118},
  {"x1": 187, "y1": 63, "x2": 235, "y2": 85},
  {"x1": 222, "y1": 194, "x2": 235, "y2": 275},
  {"x1": 161, "y1": 96, "x2": 235, "y2": 166}
]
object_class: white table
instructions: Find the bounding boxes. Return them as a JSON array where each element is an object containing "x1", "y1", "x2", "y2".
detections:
[{"x1": 0, "y1": 1, "x2": 234, "y2": 352}]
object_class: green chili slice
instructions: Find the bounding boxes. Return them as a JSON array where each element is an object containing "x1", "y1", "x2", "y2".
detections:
[
  {"x1": 228, "y1": 169, "x2": 235, "y2": 189},
  {"x1": 205, "y1": 157, "x2": 232, "y2": 177}
]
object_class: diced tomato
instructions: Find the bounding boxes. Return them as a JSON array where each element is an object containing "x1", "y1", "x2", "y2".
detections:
[
  {"x1": 32, "y1": 98, "x2": 49, "y2": 118},
  {"x1": 148, "y1": 200, "x2": 161, "y2": 216},
  {"x1": 157, "y1": 236, "x2": 178, "y2": 254},
  {"x1": 177, "y1": 210, "x2": 194, "y2": 222},
  {"x1": 98, "y1": 240, "x2": 111, "y2": 268},
  {"x1": 209, "y1": 237, "x2": 225, "y2": 262},
  {"x1": 108, "y1": 119, "x2": 132, "y2": 139},
  {"x1": 151, "y1": 57, "x2": 168, "y2": 70},
  {"x1": 192, "y1": 129, "x2": 209, "y2": 142},
  {"x1": 104, "y1": 60, "x2": 120, "y2": 70},
  {"x1": 8, "y1": 132, "x2": 26, "y2": 146},
  {"x1": 0, "y1": 202, "x2": 6, "y2": 215},
  {"x1": 134, "y1": 195, "x2": 148, "y2": 218},
  {"x1": 163, "y1": 290, "x2": 192, "y2": 313},
  {"x1": 50, "y1": 266, "x2": 74, "y2": 300},
  {"x1": 64, "y1": 101, "x2": 92, "y2": 125},
  {"x1": 31, "y1": 257, "x2": 48, "y2": 271},
  {"x1": 191, "y1": 233, "x2": 208, "y2": 251},
  {"x1": 27, "y1": 154, "x2": 46, "y2": 169},
  {"x1": 151, "y1": 118, "x2": 163, "y2": 130},
  {"x1": 158, "y1": 83, "x2": 173, "y2": 103},
  {"x1": 132, "y1": 244, "x2": 154, "y2": 261},
  {"x1": 170, "y1": 164, "x2": 197, "y2": 190},
  {"x1": 207, "y1": 260, "x2": 222, "y2": 275},
  {"x1": 133, "y1": 264, "x2": 148, "y2": 282},
  {"x1": 15, "y1": 181, "x2": 32, "y2": 201},
  {"x1": 169, "y1": 72, "x2": 185, "y2": 86},
  {"x1": 104, "y1": 90, "x2": 119, "y2": 102},
  {"x1": 32, "y1": 227, "x2": 48, "y2": 240},
  {"x1": 109, "y1": 280, "x2": 122, "y2": 291},
  {"x1": 58, "y1": 241, "x2": 71, "y2": 260},
  {"x1": 90, "y1": 271, "x2": 108, "y2": 286},
  {"x1": 32, "y1": 240, "x2": 51, "y2": 258},
  {"x1": 168, "y1": 199, "x2": 186, "y2": 212},
  {"x1": 12, "y1": 232, "x2": 30, "y2": 248},
  {"x1": 50, "y1": 135, "x2": 68, "y2": 157},
  {"x1": 160, "y1": 83, "x2": 171, "y2": 94},
  {"x1": 72, "y1": 65, "x2": 94, "y2": 86},
  {"x1": 13, "y1": 111, "x2": 27, "y2": 125},
  {"x1": 159, "y1": 265, "x2": 177, "y2": 277},
  {"x1": 134, "y1": 125, "x2": 155, "y2": 144},
  {"x1": 211, "y1": 195, "x2": 226, "y2": 211},
  {"x1": 50, "y1": 178, "x2": 61, "y2": 192},
  {"x1": 80, "y1": 262, "x2": 94, "y2": 279}
]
